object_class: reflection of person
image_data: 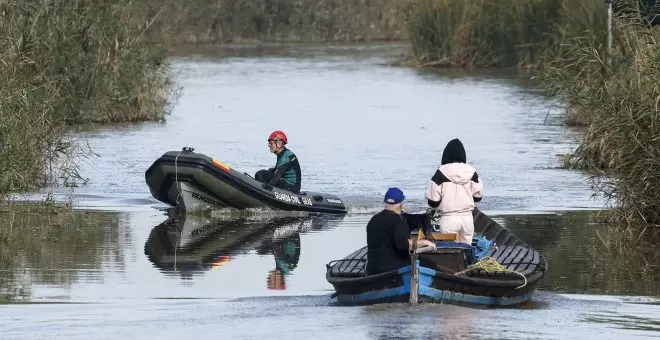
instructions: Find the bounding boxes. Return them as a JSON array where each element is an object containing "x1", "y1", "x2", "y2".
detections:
[
  {"x1": 425, "y1": 138, "x2": 483, "y2": 245},
  {"x1": 260, "y1": 231, "x2": 302, "y2": 290},
  {"x1": 366, "y1": 187, "x2": 436, "y2": 276},
  {"x1": 272, "y1": 234, "x2": 301, "y2": 275},
  {"x1": 267, "y1": 269, "x2": 286, "y2": 290},
  {"x1": 254, "y1": 130, "x2": 302, "y2": 193}
]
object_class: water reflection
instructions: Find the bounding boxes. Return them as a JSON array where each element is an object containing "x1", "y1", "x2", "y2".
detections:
[
  {"x1": 258, "y1": 227, "x2": 301, "y2": 290},
  {"x1": 143, "y1": 212, "x2": 345, "y2": 290},
  {"x1": 362, "y1": 304, "x2": 482, "y2": 340},
  {"x1": 494, "y1": 210, "x2": 660, "y2": 296},
  {"x1": 0, "y1": 210, "x2": 125, "y2": 303},
  {"x1": 584, "y1": 310, "x2": 660, "y2": 333}
]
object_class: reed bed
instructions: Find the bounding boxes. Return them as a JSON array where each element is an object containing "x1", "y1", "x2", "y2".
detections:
[
  {"x1": 0, "y1": 0, "x2": 176, "y2": 201},
  {"x1": 541, "y1": 12, "x2": 660, "y2": 230},
  {"x1": 405, "y1": 0, "x2": 607, "y2": 68},
  {"x1": 161, "y1": 0, "x2": 414, "y2": 45}
]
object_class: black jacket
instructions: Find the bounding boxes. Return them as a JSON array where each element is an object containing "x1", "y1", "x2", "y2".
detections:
[{"x1": 365, "y1": 210, "x2": 431, "y2": 275}]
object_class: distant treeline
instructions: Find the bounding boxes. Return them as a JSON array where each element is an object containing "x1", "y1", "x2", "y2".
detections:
[{"x1": 159, "y1": 0, "x2": 414, "y2": 44}]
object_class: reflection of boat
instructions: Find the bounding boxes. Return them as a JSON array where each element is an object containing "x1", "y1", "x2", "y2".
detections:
[
  {"x1": 144, "y1": 148, "x2": 347, "y2": 214},
  {"x1": 144, "y1": 212, "x2": 344, "y2": 283},
  {"x1": 325, "y1": 208, "x2": 547, "y2": 307}
]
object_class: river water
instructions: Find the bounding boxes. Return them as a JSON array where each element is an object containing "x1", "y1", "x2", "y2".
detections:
[{"x1": 1, "y1": 43, "x2": 658, "y2": 339}]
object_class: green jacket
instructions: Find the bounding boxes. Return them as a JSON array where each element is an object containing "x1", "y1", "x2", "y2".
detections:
[{"x1": 269, "y1": 148, "x2": 301, "y2": 192}]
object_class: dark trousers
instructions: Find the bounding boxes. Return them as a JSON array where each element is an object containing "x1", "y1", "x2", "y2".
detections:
[{"x1": 255, "y1": 169, "x2": 297, "y2": 192}]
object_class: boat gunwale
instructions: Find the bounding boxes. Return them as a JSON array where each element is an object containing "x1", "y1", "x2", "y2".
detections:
[{"x1": 326, "y1": 256, "x2": 546, "y2": 289}]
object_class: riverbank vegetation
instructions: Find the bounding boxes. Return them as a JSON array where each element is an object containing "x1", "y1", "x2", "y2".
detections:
[
  {"x1": 405, "y1": 0, "x2": 607, "y2": 68},
  {"x1": 405, "y1": 0, "x2": 660, "y2": 233},
  {"x1": 0, "y1": 0, "x2": 176, "y2": 201},
  {"x1": 161, "y1": 0, "x2": 413, "y2": 45},
  {"x1": 541, "y1": 14, "x2": 660, "y2": 232}
]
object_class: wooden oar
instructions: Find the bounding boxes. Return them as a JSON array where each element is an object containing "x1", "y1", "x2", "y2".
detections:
[{"x1": 409, "y1": 239, "x2": 419, "y2": 304}]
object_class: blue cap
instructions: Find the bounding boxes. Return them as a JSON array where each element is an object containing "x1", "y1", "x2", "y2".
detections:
[{"x1": 384, "y1": 187, "x2": 405, "y2": 204}]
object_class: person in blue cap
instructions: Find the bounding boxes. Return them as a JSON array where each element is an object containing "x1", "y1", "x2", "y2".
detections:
[{"x1": 365, "y1": 187, "x2": 437, "y2": 276}]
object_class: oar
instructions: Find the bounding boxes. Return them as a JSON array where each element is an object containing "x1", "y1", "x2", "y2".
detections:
[
  {"x1": 409, "y1": 239, "x2": 419, "y2": 304},
  {"x1": 409, "y1": 238, "x2": 436, "y2": 304}
]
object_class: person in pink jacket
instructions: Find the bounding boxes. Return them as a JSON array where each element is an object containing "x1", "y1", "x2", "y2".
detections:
[{"x1": 425, "y1": 138, "x2": 483, "y2": 245}]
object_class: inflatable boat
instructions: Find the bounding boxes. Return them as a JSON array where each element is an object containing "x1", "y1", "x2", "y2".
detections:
[
  {"x1": 144, "y1": 147, "x2": 347, "y2": 214},
  {"x1": 325, "y1": 208, "x2": 547, "y2": 307}
]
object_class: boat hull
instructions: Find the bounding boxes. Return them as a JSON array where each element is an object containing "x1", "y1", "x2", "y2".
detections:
[
  {"x1": 326, "y1": 208, "x2": 548, "y2": 307},
  {"x1": 332, "y1": 264, "x2": 538, "y2": 307},
  {"x1": 144, "y1": 148, "x2": 347, "y2": 214}
]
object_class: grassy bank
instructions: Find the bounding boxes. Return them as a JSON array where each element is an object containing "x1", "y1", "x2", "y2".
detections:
[
  {"x1": 405, "y1": 0, "x2": 607, "y2": 68},
  {"x1": 0, "y1": 1, "x2": 176, "y2": 201},
  {"x1": 161, "y1": 0, "x2": 413, "y2": 44},
  {"x1": 541, "y1": 10, "x2": 660, "y2": 230},
  {"x1": 406, "y1": 0, "x2": 660, "y2": 232}
]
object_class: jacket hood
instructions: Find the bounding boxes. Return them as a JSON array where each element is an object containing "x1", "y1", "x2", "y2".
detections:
[
  {"x1": 440, "y1": 163, "x2": 476, "y2": 184},
  {"x1": 441, "y1": 138, "x2": 466, "y2": 165}
]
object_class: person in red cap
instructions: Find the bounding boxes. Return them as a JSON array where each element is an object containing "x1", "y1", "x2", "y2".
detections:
[
  {"x1": 365, "y1": 187, "x2": 436, "y2": 276},
  {"x1": 254, "y1": 130, "x2": 301, "y2": 193}
]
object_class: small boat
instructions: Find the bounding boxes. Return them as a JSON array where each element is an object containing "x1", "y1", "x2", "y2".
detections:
[
  {"x1": 144, "y1": 147, "x2": 347, "y2": 214},
  {"x1": 325, "y1": 207, "x2": 548, "y2": 307}
]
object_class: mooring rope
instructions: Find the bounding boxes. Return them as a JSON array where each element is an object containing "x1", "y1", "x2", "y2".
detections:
[{"x1": 455, "y1": 257, "x2": 528, "y2": 289}]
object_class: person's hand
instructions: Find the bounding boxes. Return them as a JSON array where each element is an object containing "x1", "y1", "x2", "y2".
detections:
[{"x1": 419, "y1": 239, "x2": 436, "y2": 250}]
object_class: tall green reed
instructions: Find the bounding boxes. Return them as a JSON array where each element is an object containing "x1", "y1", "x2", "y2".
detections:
[
  {"x1": 0, "y1": 0, "x2": 176, "y2": 201},
  {"x1": 406, "y1": 0, "x2": 606, "y2": 68}
]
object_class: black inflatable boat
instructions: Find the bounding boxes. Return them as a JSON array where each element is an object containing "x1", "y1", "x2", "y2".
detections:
[{"x1": 144, "y1": 148, "x2": 347, "y2": 214}]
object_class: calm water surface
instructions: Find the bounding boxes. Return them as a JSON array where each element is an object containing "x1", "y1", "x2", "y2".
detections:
[
  {"x1": 1, "y1": 210, "x2": 659, "y2": 339},
  {"x1": 1, "y1": 43, "x2": 658, "y2": 339},
  {"x1": 40, "y1": 42, "x2": 599, "y2": 213}
]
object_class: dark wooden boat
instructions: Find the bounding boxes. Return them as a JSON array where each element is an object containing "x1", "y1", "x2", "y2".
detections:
[{"x1": 325, "y1": 208, "x2": 547, "y2": 307}]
